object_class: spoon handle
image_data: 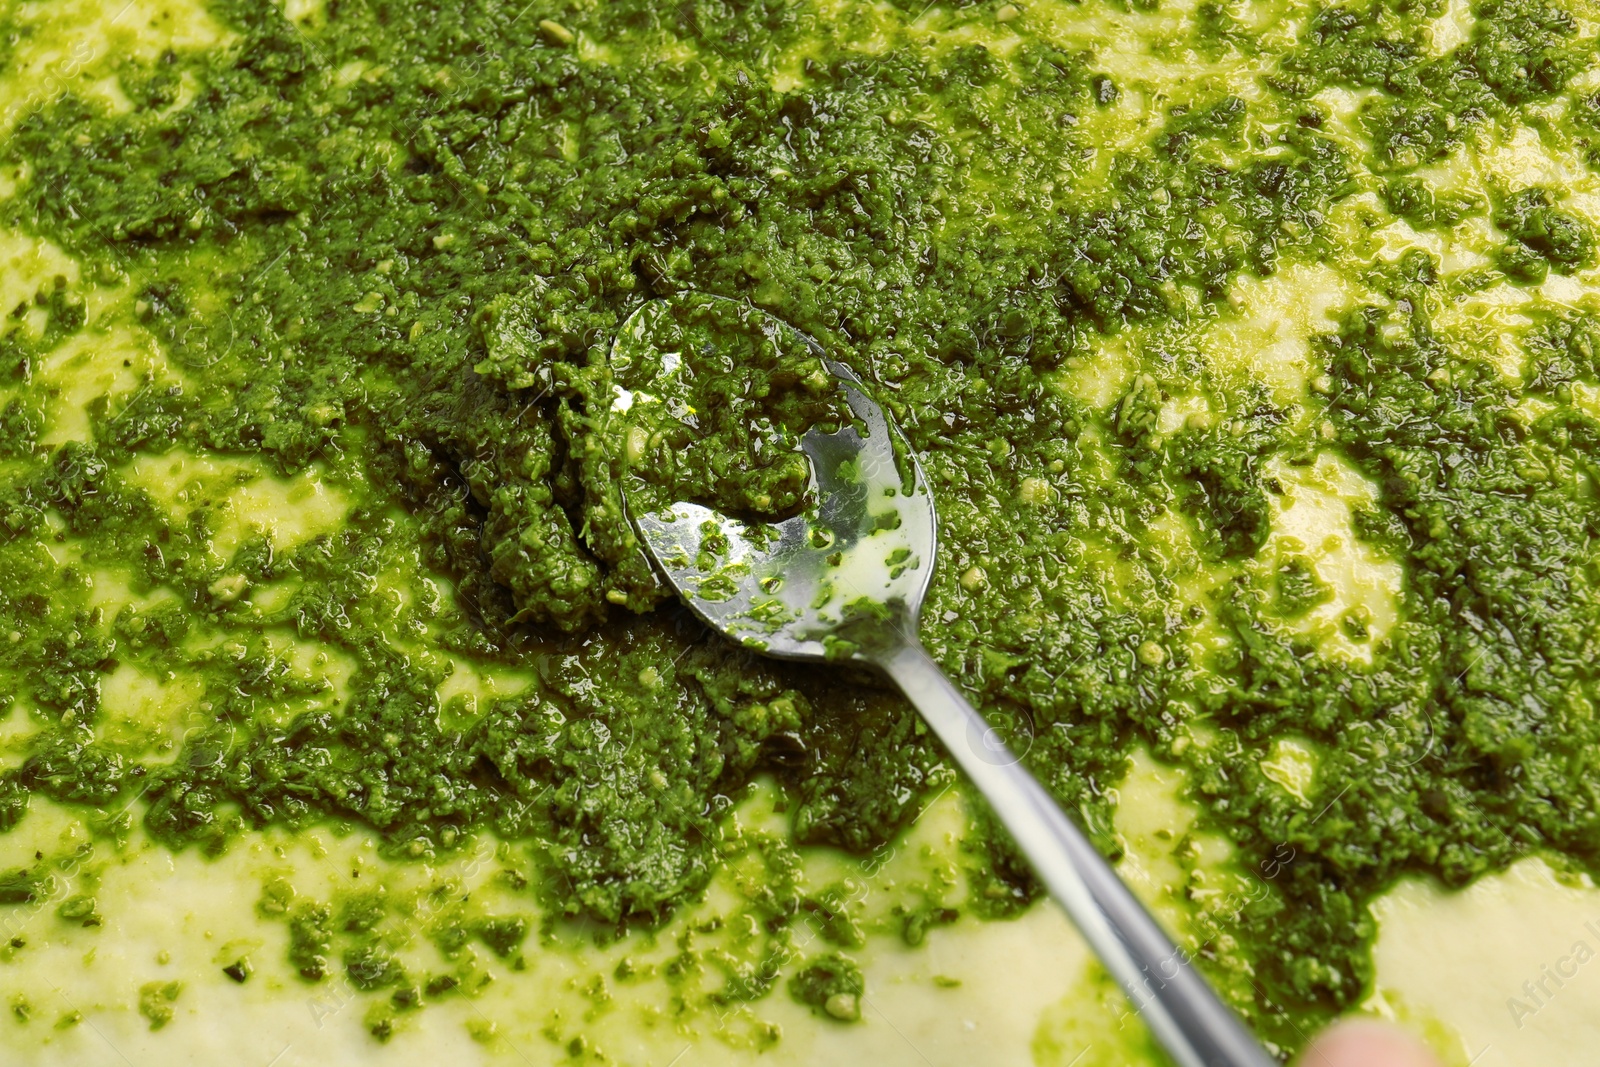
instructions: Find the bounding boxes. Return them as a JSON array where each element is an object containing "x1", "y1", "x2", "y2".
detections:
[{"x1": 877, "y1": 641, "x2": 1279, "y2": 1067}]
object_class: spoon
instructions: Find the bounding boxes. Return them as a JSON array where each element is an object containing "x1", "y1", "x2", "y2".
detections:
[{"x1": 614, "y1": 295, "x2": 1278, "y2": 1067}]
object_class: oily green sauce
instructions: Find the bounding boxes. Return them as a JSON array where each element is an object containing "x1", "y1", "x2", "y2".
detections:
[{"x1": 0, "y1": 0, "x2": 1598, "y2": 1057}]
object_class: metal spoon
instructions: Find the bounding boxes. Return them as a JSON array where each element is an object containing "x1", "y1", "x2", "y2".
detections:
[{"x1": 614, "y1": 295, "x2": 1278, "y2": 1067}]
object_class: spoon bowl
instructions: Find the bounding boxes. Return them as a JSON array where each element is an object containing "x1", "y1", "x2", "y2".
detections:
[{"x1": 628, "y1": 346, "x2": 935, "y2": 663}]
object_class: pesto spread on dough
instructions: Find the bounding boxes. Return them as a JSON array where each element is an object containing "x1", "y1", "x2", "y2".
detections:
[{"x1": 1, "y1": 0, "x2": 1599, "y2": 1057}]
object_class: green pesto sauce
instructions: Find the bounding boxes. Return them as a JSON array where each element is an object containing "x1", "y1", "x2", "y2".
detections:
[{"x1": 0, "y1": 0, "x2": 1599, "y2": 1057}]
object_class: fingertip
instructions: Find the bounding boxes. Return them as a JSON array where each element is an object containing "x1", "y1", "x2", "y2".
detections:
[{"x1": 1298, "y1": 1020, "x2": 1442, "y2": 1067}]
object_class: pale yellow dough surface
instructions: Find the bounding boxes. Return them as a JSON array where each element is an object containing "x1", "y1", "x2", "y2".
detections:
[{"x1": 2, "y1": 0, "x2": 1599, "y2": 1063}]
